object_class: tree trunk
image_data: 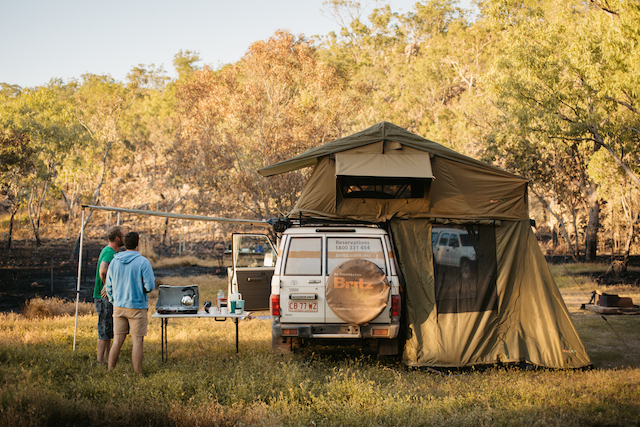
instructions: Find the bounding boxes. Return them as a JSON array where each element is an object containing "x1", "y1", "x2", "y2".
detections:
[
  {"x1": 532, "y1": 189, "x2": 577, "y2": 260},
  {"x1": 585, "y1": 183, "x2": 599, "y2": 262},
  {"x1": 162, "y1": 217, "x2": 169, "y2": 246},
  {"x1": 27, "y1": 187, "x2": 44, "y2": 247},
  {"x1": 571, "y1": 207, "x2": 580, "y2": 260},
  {"x1": 161, "y1": 194, "x2": 169, "y2": 246},
  {"x1": 6, "y1": 207, "x2": 17, "y2": 249},
  {"x1": 622, "y1": 209, "x2": 638, "y2": 263},
  {"x1": 61, "y1": 189, "x2": 77, "y2": 241}
]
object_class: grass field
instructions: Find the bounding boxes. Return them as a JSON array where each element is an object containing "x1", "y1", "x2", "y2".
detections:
[{"x1": 1, "y1": 266, "x2": 639, "y2": 426}]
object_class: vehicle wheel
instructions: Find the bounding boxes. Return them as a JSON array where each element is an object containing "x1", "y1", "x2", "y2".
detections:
[
  {"x1": 272, "y1": 335, "x2": 292, "y2": 354},
  {"x1": 460, "y1": 259, "x2": 474, "y2": 281},
  {"x1": 325, "y1": 259, "x2": 390, "y2": 325}
]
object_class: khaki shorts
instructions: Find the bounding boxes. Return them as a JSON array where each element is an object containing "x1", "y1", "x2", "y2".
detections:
[{"x1": 113, "y1": 306, "x2": 149, "y2": 337}]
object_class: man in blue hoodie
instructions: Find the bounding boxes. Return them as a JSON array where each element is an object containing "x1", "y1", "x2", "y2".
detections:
[{"x1": 105, "y1": 231, "x2": 155, "y2": 374}]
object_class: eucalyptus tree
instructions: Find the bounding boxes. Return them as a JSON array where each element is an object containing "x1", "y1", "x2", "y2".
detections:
[
  {"x1": 0, "y1": 80, "x2": 83, "y2": 246},
  {"x1": 320, "y1": 0, "x2": 492, "y2": 155},
  {"x1": 483, "y1": 0, "x2": 640, "y2": 260},
  {"x1": 0, "y1": 126, "x2": 34, "y2": 248},
  {"x1": 173, "y1": 30, "x2": 354, "y2": 220},
  {"x1": 121, "y1": 58, "x2": 191, "y2": 244},
  {"x1": 70, "y1": 67, "x2": 159, "y2": 255}
]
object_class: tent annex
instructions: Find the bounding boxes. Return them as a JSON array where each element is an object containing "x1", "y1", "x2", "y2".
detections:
[{"x1": 259, "y1": 121, "x2": 591, "y2": 369}]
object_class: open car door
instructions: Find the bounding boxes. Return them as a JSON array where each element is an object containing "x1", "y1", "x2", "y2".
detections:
[{"x1": 229, "y1": 233, "x2": 277, "y2": 311}]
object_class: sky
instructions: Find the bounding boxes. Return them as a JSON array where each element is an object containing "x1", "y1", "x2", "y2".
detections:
[{"x1": 0, "y1": 0, "x2": 465, "y2": 89}]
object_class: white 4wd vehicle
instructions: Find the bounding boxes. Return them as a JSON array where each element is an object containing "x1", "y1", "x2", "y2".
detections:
[
  {"x1": 432, "y1": 227, "x2": 477, "y2": 280},
  {"x1": 269, "y1": 226, "x2": 402, "y2": 355}
]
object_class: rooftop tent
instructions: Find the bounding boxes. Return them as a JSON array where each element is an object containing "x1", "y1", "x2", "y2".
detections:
[
  {"x1": 259, "y1": 122, "x2": 590, "y2": 369},
  {"x1": 259, "y1": 122, "x2": 530, "y2": 223}
]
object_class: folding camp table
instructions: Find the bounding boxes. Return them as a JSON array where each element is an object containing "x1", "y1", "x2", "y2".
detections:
[{"x1": 152, "y1": 310, "x2": 249, "y2": 362}]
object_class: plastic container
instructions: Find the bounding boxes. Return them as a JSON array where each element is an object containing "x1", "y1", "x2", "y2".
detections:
[
  {"x1": 217, "y1": 290, "x2": 226, "y2": 311},
  {"x1": 229, "y1": 292, "x2": 242, "y2": 313}
]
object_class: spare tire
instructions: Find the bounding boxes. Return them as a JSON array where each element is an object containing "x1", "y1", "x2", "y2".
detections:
[{"x1": 325, "y1": 259, "x2": 390, "y2": 325}]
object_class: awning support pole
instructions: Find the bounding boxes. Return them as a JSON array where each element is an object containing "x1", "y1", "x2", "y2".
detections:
[{"x1": 73, "y1": 208, "x2": 85, "y2": 351}]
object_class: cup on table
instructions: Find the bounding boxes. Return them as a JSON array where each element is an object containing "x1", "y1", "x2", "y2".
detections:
[
  {"x1": 230, "y1": 300, "x2": 237, "y2": 312},
  {"x1": 236, "y1": 300, "x2": 244, "y2": 313},
  {"x1": 221, "y1": 307, "x2": 228, "y2": 315}
]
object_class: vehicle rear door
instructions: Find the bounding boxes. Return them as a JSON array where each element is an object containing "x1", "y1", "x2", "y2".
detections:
[
  {"x1": 279, "y1": 236, "x2": 325, "y2": 323},
  {"x1": 231, "y1": 234, "x2": 277, "y2": 310}
]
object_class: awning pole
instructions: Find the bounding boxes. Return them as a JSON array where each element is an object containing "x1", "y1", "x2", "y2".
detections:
[
  {"x1": 117, "y1": 212, "x2": 120, "y2": 226},
  {"x1": 73, "y1": 208, "x2": 85, "y2": 351}
]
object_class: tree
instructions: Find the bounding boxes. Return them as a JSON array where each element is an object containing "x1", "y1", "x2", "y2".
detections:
[
  {"x1": 320, "y1": 0, "x2": 490, "y2": 155},
  {"x1": 70, "y1": 67, "x2": 158, "y2": 256},
  {"x1": 0, "y1": 80, "x2": 83, "y2": 246},
  {"x1": 483, "y1": 0, "x2": 640, "y2": 260},
  {"x1": 173, "y1": 30, "x2": 354, "y2": 219},
  {"x1": 588, "y1": 148, "x2": 639, "y2": 262},
  {"x1": 0, "y1": 128, "x2": 35, "y2": 248}
]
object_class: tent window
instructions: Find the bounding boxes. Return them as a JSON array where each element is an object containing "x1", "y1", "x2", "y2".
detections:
[
  {"x1": 339, "y1": 176, "x2": 428, "y2": 199},
  {"x1": 432, "y1": 225, "x2": 497, "y2": 314}
]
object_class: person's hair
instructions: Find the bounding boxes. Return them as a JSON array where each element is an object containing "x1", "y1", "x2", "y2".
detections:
[
  {"x1": 124, "y1": 232, "x2": 139, "y2": 250},
  {"x1": 107, "y1": 226, "x2": 124, "y2": 242}
]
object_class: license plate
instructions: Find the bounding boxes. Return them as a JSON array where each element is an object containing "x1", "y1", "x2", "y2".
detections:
[{"x1": 289, "y1": 301, "x2": 318, "y2": 312}]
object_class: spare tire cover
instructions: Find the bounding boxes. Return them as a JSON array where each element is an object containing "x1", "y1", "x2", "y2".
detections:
[{"x1": 326, "y1": 259, "x2": 390, "y2": 325}]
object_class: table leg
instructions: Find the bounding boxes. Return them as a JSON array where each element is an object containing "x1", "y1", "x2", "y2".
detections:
[
  {"x1": 161, "y1": 318, "x2": 168, "y2": 362},
  {"x1": 235, "y1": 317, "x2": 239, "y2": 355}
]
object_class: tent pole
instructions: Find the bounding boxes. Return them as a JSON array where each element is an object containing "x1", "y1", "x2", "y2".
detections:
[
  {"x1": 73, "y1": 208, "x2": 86, "y2": 351},
  {"x1": 117, "y1": 212, "x2": 120, "y2": 226}
]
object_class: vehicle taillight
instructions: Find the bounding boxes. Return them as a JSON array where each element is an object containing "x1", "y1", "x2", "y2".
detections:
[
  {"x1": 270, "y1": 294, "x2": 280, "y2": 317},
  {"x1": 391, "y1": 295, "x2": 400, "y2": 318}
]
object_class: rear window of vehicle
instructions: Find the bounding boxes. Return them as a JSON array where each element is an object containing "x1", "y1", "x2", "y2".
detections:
[
  {"x1": 284, "y1": 237, "x2": 322, "y2": 276},
  {"x1": 326, "y1": 237, "x2": 386, "y2": 274}
]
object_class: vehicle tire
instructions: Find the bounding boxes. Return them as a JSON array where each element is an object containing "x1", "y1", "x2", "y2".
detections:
[{"x1": 325, "y1": 259, "x2": 390, "y2": 325}]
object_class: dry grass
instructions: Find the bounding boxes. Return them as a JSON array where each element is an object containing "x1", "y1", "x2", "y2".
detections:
[
  {"x1": 152, "y1": 255, "x2": 221, "y2": 269},
  {"x1": 1, "y1": 268, "x2": 639, "y2": 426},
  {"x1": 22, "y1": 297, "x2": 94, "y2": 319}
]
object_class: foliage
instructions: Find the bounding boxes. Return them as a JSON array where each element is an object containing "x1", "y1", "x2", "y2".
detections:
[
  {"x1": 0, "y1": 80, "x2": 85, "y2": 245},
  {"x1": 482, "y1": 0, "x2": 640, "y2": 259},
  {"x1": 172, "y1": 30, "x2": 355, "y2": 219}
]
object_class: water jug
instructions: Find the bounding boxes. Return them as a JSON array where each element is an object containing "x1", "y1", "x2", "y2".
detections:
[{"x1": 216, "y1": 290, "x2": 225, "y2": 311}]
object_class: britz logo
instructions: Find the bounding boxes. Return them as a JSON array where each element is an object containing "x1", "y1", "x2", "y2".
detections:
[{"x1": 333, "y1": 277, "x2": 374, "y2": 289}]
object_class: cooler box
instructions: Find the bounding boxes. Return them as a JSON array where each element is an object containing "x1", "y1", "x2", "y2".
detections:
[{"x1": 156, "y1": 285, "x2": 199, "y2": 314}]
